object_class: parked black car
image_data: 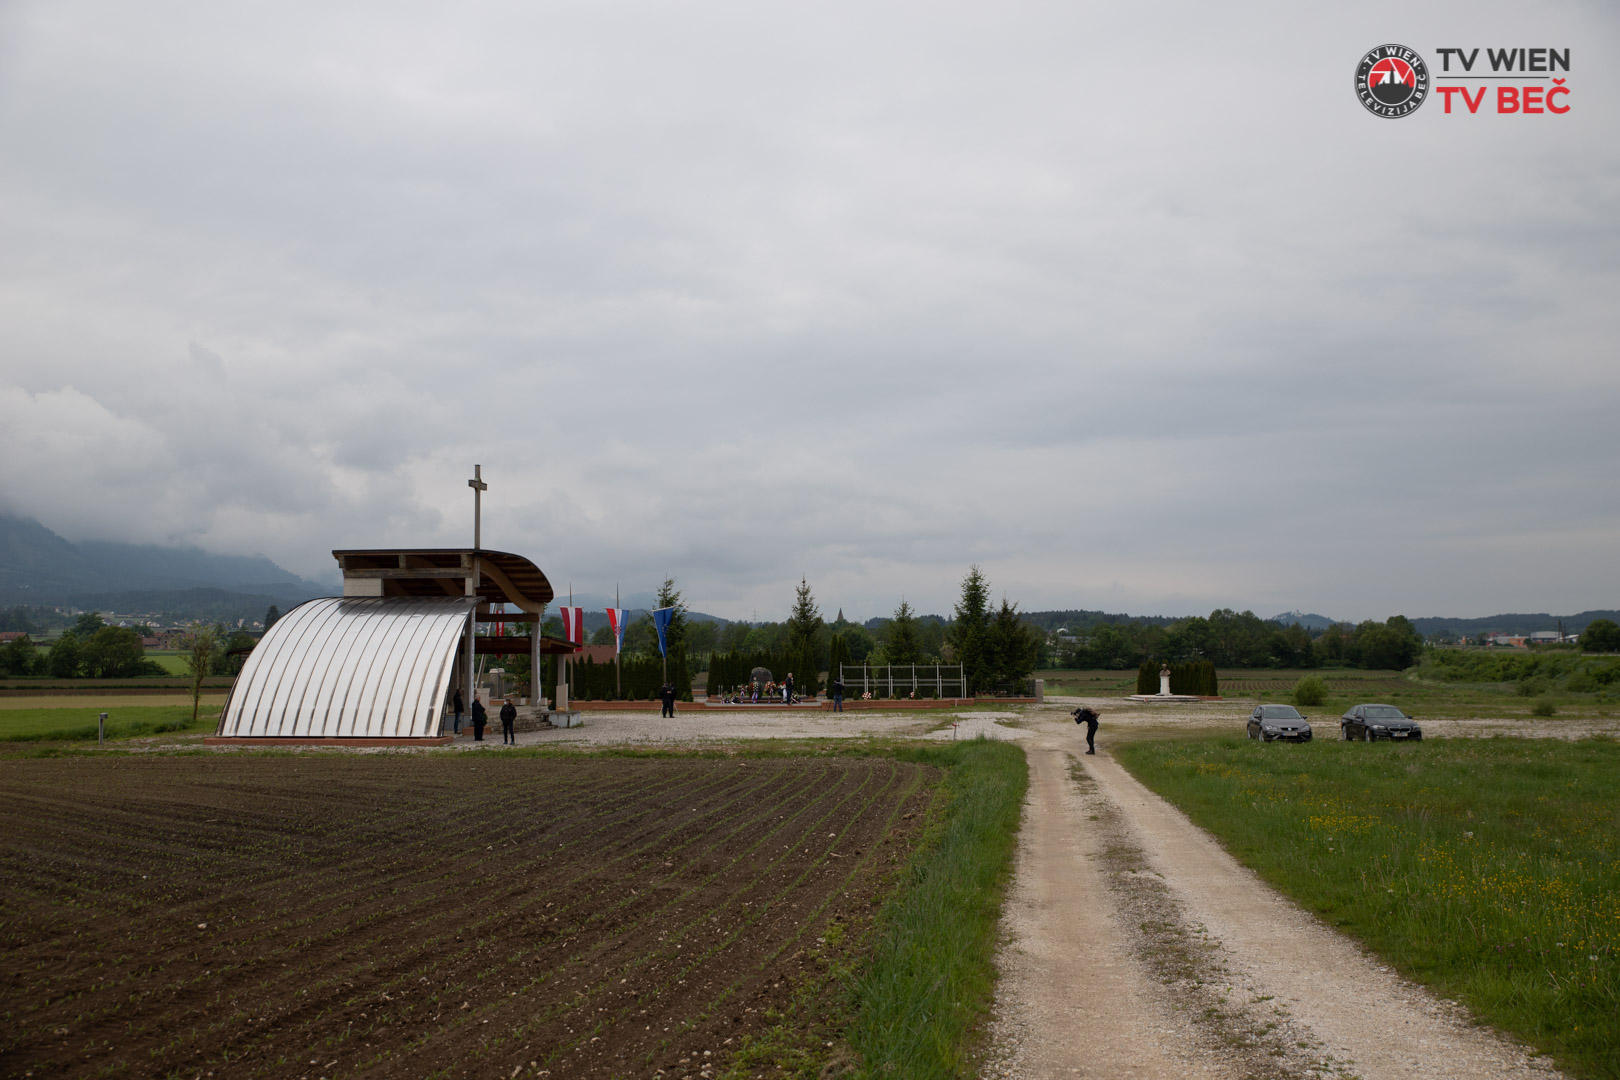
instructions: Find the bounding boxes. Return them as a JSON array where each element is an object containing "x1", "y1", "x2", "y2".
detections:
[
  {"x1": 1247, "y1": 704, "x2": 1312, "y2": 742},
  {"x1": 1340, "y1": 703, "x2": 1422, "y2": 741}
]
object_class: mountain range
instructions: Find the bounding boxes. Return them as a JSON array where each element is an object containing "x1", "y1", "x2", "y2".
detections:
[
  {"x1": 0, "y1": 513, "x2": 331, "y2": 621},
  {"x1": 2, "y1": 512, "x2": 1612, "y2": 636}
]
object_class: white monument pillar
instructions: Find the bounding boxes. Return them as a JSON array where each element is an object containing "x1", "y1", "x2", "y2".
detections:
[{"x1": 1158, "y1": 665, "x2": 1172, "y2": 696}]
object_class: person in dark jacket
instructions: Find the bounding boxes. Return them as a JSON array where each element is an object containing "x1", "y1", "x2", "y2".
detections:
[
  {"x1": 1074, "y1": 706, "x2": 1099, "y2": 754},
  {"x1": 500, "y1": 698, "x2": 517, "y2": 744},
  {"x1": 659, "y1": 682, "x2": 676, "y2": 718},
  {"x1": 471, "y1": 696, "x2": 487, "y2": 741},
  {"x1": 452, "y1": 689, "x2": 464, "y2": 735},
  {"x1": 784, "y1": 672, "x2": 794, "y2": 704},
  {"x1": 831, "y1": 676, "x2": 844, "y2": 712}
]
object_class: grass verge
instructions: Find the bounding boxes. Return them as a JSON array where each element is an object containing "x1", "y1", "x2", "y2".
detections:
[
  {"x1": 712, "y1": 736, "x2": 1028, "y2": 1080},
  {"x1": 844, "y1": 737, "x2": 1027, "y2": 1078},
  {"x1": 0, "y1": 704, "x2": 220, "y2": 741},
  {"x1": 1114, "y1": 735, "x2": 1620, "y2": 1080}
]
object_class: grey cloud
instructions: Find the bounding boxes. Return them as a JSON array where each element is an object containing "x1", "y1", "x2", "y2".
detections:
[{"x1": 1, "y1": 0, "x2": 1617, "y2": 621}]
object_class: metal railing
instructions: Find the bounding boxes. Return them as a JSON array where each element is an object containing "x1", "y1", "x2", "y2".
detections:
[{"x1": 838, "y1": 663, "x2": 966, "y2": 699}]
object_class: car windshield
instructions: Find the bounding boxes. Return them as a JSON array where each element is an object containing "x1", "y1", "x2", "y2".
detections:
[
  {"x1": 1260, "y1": 706, "x2": 1303, "y2": 719},
  {"x1": 1364, "y1": 706, "x2": 1405, "y2": 718}
]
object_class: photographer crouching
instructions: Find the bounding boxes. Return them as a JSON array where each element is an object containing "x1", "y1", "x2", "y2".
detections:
[{"x1": 1073, "y1": 706, "x2": 1099, "y2": 755}]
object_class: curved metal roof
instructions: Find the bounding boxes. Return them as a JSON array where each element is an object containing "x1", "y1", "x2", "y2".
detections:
[{"x1": 217, "y1": 596, "x2": 477, "y2": 739}]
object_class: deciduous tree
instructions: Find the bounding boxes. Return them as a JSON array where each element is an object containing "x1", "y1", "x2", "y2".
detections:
[
  {"x1": 81, "y1": 626, "x2": 146, "y2": 678},
  {"x1": 1579, "y1": 618, "x2": 1620, "y2": 652},
  {"x1": 0, "y1": 634, "x2": 37, "y2": 676},
  {"x1": 181, "y1": 623, "x2": 218, "y2": 727},
  {"x1": 47, "y1": 631, "x2": 82, "y2": 678}
]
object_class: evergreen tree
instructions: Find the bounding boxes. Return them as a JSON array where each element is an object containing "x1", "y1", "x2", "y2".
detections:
[
  {"x1": 785, "y1": 577, "x2": 824, "y2": 695},
  {"x1": 886, "y1": 600, "x2": 922, "y2": 666},
  {"x1": 948, "y1": 566, "x2": 992, "y2": 693},
  {"x1": 827, "y1": 634, "x2": 850, "y2": 687},
  {"x1": 264, "y1": 605, "x2": 282, "y2": 631},
  {"x1": 654, "y1": 577, "x2": 688, "y2": 655},
  {"x1": 988, "y1": 597, "x2": 1041, "y2": 690}
]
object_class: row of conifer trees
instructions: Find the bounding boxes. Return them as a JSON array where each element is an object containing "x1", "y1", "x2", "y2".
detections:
[
  {"x1": 1136, "y1": 659, "x2": 1219, "y2": 696},
  {"x1": 541, "y1": 650, "x2": 692, "y2": 702}
]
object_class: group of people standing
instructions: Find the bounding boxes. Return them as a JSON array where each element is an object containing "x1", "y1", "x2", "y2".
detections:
[{"x1": 451, "y1": 689, "x2": 519, "y2": 744}]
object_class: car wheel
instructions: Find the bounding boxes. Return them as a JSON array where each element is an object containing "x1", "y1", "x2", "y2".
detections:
[
  {"x1": 1341, "y1": 725, "x2": 1351, "y2": 741},
  {"x1": 1261, "y1": 731, "x2": 1272, "y2": 742},
  {"x1": 1361, "y1": 727, "x2": 1372, "y2": 742}
]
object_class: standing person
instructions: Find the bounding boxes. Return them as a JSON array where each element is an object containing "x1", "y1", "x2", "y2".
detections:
[
  {"x1": 500, "y1": 697, "x2": 517, "y2": 745},
  {"x1": 471, "y1": 695, "x2": 487, "y2": 742},
  {"x1": 660, "y1": 681, "x2": 676, "y2": 718},
  {"x1": 452, "y1": 688, "x2": 465, "y2": 735},
  {"x1": 1074, "y1": 706, "x2": 1100, "y2": 754},
  {"x1": 831, "y1": 675, "x2": 844, "y2": 713},
  {"x1": 784, "y1": 672, "x2": 793, "y2": 704}
]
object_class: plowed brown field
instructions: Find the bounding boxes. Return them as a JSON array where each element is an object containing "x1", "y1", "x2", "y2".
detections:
[{"x1": 0, "y1": 754, "x2": 937, "y2": 1079}]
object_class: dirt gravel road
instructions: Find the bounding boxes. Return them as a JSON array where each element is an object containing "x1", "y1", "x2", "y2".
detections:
[{"x1": 987, "y1": 709, "x2": 1567, "y2": 1080}]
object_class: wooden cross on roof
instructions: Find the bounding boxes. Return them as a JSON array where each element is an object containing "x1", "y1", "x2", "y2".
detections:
[{"x1": 468, "y1": 464, "x2": 487, "y2": 550}]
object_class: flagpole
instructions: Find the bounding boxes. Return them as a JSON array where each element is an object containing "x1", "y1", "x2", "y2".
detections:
[{"x1": 615, "y1": 582, "x2": 622, "y2": 700}]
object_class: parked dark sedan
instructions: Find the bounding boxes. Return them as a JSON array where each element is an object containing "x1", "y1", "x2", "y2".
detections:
[
  {"x1": 1247, "y1": 704, "x2": 1313, "y2": 742},
  {"x1": 1340, "y1": 703, "x2": 1422, "y2": 741}
]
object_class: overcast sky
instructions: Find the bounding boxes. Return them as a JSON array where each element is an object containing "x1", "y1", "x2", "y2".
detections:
[{"x1": 2, "y1": 1, "x2": 1616, "y2": 623}]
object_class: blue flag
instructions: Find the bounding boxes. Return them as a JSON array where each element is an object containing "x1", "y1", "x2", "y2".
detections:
[{"x1": 652, "y1": 607, "x2": 675, "y2": 657}]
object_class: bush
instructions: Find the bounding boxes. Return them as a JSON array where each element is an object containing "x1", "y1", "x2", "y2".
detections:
[
  {"x1": 1579, "y1": 618, "x2": 1620, "y2": 652},
  {"x1": 1291, "y1": 675, "x2": 1328, "y2": 707},
  {"x1": 1531, "y1": 698, "x2": 1557, "y2": 717}
]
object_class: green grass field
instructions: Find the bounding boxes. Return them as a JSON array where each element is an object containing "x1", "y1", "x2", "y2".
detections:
[
  {"x1": 1041, "y1": 667, "x2": 1618, "y2": 720},
  {"x1": 0, "y1": 704, "x2": 220, "y2": 742},
  {"x1": 1114, "y1": 736, "x2": 1620, "y2": 1080},
  {"x1": 143, "y1": 650, "x2": 190, "y2": 675}
]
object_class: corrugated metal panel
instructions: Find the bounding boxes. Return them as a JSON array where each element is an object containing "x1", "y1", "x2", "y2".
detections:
[{"x1": 217, "y1": 596, "x2": 476, "y2": 738}]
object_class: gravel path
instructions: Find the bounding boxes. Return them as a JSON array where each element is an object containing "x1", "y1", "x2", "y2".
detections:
[{"x1": 987, "y1": 708, "x2": 1568, "y2": 1079}]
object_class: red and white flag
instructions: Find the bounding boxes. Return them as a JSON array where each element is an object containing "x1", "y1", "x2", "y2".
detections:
[{"x1": 559, "y1": 606, "x2": 585, "y2": 643}]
